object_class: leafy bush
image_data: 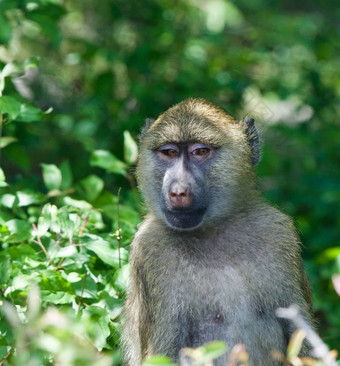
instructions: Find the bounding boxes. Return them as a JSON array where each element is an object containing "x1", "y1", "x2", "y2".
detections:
[
  {"x1": 1, "y1": 0, "x2": 340, "y2": 364},
  {"x1": 0, "y1": 141, "x2": 140, "y2": 365}
]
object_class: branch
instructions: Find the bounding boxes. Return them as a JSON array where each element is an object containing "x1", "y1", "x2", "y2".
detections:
[{"x1": 276, "y1": 305, "x2": 338, "y2": 366}]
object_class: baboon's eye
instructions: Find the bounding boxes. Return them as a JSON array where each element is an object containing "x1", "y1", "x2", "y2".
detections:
[
  {"x1": 158, "y1": 144, "x2": 179, "y2": 157},
  {"x1": 192, "y1": 147, "x2": 210, "y2": 156},
  {"x1": 161, "y1": 149, "x2": 178, "y2": 156}
]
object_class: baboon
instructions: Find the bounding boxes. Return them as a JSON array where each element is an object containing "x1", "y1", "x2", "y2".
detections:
[{"x1": 122, "y1": 98, "x2": 314, "y2": 365}]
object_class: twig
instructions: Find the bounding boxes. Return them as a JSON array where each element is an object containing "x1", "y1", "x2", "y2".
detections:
[
  {"x1": 125, "y1": 172, "x2": 141, "y2": 213},
  {"x1": 0, "y1": 347, "x2": 12, "y2": 365},
  {"x1": 57, "y1": 257, "x2": 65, "y2": 268},
  {"x1": 0, "y1": 87, "x2": 3, "y2": 166},
  {"x1": 77, "y1": 272, "x2": 87, "y2": 314},
  {"x1": 32, "y1": 224, "x2": 53, "y2": 266},
  {"x1": 276, "y1": 305, "x2": 338, "y2": 366},
  {"x1": 79, "y1": 216, "x2": 89, "y2": 236},
  {"x1": 116, "y1": 187, "x2": 122, "y2": 268}
]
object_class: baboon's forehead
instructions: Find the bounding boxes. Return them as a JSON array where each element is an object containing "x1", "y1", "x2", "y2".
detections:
[{"x1": 144, "y1": 103, "x2": 240, "y2": 148}]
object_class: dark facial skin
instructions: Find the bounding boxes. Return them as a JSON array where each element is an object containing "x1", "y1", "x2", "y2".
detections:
[{"x1": 155, "y1": 142, "x2": 214, "y2": 230}]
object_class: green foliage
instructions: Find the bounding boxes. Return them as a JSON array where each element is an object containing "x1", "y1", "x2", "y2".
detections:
[
  {"x1": 0, "y1": 158, "x2": 140, "y2": 364},
  {"x1": 0, "y1": 0, "x2": 340, "y2": 364}
]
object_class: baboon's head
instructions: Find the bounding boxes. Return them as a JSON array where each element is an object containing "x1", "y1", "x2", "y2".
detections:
[{"x1": 137, "y1": 98, "x2": 260, "y2": 230}]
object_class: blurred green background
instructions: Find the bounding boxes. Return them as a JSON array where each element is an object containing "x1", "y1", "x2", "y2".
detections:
[{"x1": 0, "y1": 0, "x2": 339, "y2": 363}]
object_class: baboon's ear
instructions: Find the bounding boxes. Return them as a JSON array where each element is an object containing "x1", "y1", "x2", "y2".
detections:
[
  {"x1": 242, "y1": 118, "x2": 260, "y2": 165},
  {"x1": 140, "y1": 118, "x2": 154, "y2": 138}
]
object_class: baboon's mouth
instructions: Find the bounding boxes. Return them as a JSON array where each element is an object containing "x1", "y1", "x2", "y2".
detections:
[{"x1": 163, "y1": 207, "x2": 207, "y2": 230}]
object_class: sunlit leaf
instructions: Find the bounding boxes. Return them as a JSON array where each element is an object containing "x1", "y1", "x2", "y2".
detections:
[
  {"x1": 0, "y1": 136, "x2": 17, "y2": 148},
  {"x1": 0, "y1": 167, "x2": 7, "y2": 187},
  {"x1": 62, "y1": 196, "x2": 92, "y2": 210},
  {"x1": 16, "y1": 191, "x2": 45, "y2": 206},
  {"x1": 143, "y1": 355, "x2": 177, "y2": 366},
  {"x1": 124, "y1": 130, "x2": 138, "y2": 164},
  {"x1": 0, "y1": 96, "x2": 21, "y2": 120},
  {"x1": 1, "y1": 57, "x2": 40, "y2": 78},
  {"x1": 5, "y1": 219, "x2": 32, "y2": 243},
  {"x1": 84, "y1": 234, "x2": 128, "y2": 268},
  {"x1": 113, "y1": 263, "x2": 130, "y2": 294},
  {"x1": 90, "y1": 150, "x2": 127, "y2": 176},
  {"x1": 197, "y1": 341, "x2": 227, "y2": 362},
  {"x1": 287, "y1": 329, "x2": 306, "y2": 358},
  {"x1": 41, "y1": 163, "x2": 62, "y2": 190}
]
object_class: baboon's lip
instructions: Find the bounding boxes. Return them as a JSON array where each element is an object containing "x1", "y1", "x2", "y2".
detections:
[
  {"x1": 165, "y1": 207, "x2": 207, "y2": 214},
  {"x1": 163, "y1": 207, "x2": 207, "y2": 229}
]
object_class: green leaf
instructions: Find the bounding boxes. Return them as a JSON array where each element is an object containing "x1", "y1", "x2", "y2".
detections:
[
  {"x1": 58, "y1": 209, "x2": 76, "y2": 238},
  {"x1": 37, "y1": 203, "x2": 59, "y2": 236},
  {"x1": 7, "y1": 244, "x2": 36, "y2": 259},
  {"x1": 72, "y1": 273, "x2": 97, "y2": 299},
  {"x1": 79, "y1": 175, "x2": 104, "y2": 202},
  {"x1": 0, "y1": 191, "x2": 44, "y2": 208},
  {"x1": 26, "y1": 11, "x2": 63, "y2": 46},
  {"x1": 0, "y1": 253, "x2": 10, "y2": 286},
  {"x1": 93, "y1": 313, "x2": 111, "y2": 351},
  {"x1": 319, "y1": 247, "x2": 340, "y2": 263},
  {"x1": 16, "y1": 103, "x2": 43, "y2": 122},
  {"x1": 41, "y1": 163, "x2": 62, "y2": 190},
  {"x1": 5, "y1": 219, "x2": 32, "y2": 243},
  {"x1": 60, "y1": 160, "x2": 73, "y2": 189},
  {"x1": 0, "y1": 168, "x2": 7, "y2": 187},
  {"x1": 90, "y1": 150, "x2": 127, "y2": 176},
  {"x1": 62, "y1": 196, "x2": 92, "y2": 210},
  {"x1": 0, "y1": 136, "x2": 17, "y2": 148},
  {"x1": 113, "y1": 264, "x2": 130, "y2": 294},
  {"x1": 194, "y1": 341, "x2": 227, "y2": 363},
  {"x1": 41, "y1": 291, "x2": 75, "y2": 304},
  {"x1": 124, "y1": 130, "x2": 138, "y2": 164},
  {"x1": 0, "y1": 193, "x2": 17, "y2": 208},
  {"x1": 0, "y1": 347, "x2": 11, "y2": 361},
  {"x1": 16, "y1": 190, "x2": 45, "y2": 207},
  {"x1": 1, "y1": 57, "x2": 40, "y2": 78},
  {"x1": 143, "y1": 355, "x2": 177, "y2": 366},
  {"x1": 84, "y1": 234, "x2": 128, "y2": 268},
  {"x1": 11, "y1": 273, "x2": 40, "y2": 291},
  {"x1": 0, "y1": 14, "x2": 12, "y2": 46},
  {"x1": 53, "y1": 245, "x2": 78, "y2": 258},
  {"x1": 63, "y1": 272, "x2": 82, "y2": 283},
  {"x1": 0, "y1": 96, "x2": 21, "y2": 120}
]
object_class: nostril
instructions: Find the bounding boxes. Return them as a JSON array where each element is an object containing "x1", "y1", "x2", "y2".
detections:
[
  {"x1": 169, "y1": 190, "x2": 187, "y2": 197},
  {"x1": 168, "y1": 189, "x2": 192, "y2": 209}
]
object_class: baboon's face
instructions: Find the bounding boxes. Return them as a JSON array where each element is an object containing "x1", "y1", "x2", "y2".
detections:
[
  {"x1": 137, "y1": 99, "x2": 256, "y2": 231},
  {"x1": 155, "y1": 142, "x2": 212, "y2": 229}
]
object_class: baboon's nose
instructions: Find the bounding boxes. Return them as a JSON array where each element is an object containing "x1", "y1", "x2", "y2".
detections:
[{"x1": 169, "y1": 183, "x2": 192, "y2": 209}]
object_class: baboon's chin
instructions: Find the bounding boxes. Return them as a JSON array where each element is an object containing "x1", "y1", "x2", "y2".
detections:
[{"x1": 163, "y1": 208, "x2": 207, "y2": 230}]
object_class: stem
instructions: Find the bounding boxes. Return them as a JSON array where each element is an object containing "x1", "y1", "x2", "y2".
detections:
[
  {"x1": 0, "y1": 87, "x2": 3, "y2": 166},
  {"x1": 77, "y1": 272, "x2": 87, "y2": 314},
  {"x1": 0, "y1": 347, "x2": 12, "y2": 366},
  {"x1": 79, "y1": 216, "x2": 89, "y2": 236},
  {"x1": 117, "y1": 187, "x2": 122, "y2": 268},
  {"x1": 276, "y1": 305, "x2": 338, "y2": 366},
  {"x1": 32, "y1": 224, "x2": 53, "y2": 266}
]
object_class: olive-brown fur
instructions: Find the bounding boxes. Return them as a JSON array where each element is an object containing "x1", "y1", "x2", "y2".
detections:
[{"x1": 122, "y1": 98, "x2": 313, "y2": 365}]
